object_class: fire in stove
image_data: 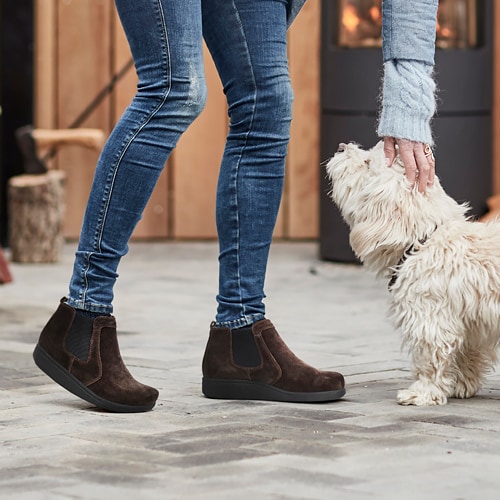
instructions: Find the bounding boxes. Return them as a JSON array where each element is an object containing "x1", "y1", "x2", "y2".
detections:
[
  {"x1": 338, "y1": 0, "x2": 479, "y2": 49},
  {"x1": 339, "y1": 0, "x2": 382, "y2": 47}
]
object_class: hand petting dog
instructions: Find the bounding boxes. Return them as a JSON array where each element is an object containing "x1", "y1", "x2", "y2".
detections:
[{"x1": 383, "y1": 137, "x2": 435, "y2": 194}]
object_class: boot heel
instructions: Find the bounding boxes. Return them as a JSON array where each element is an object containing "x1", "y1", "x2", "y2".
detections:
[
  {"x1": 34, "y1": 343, "x2": 100, "y2": 408},
  {"x1": 202, "y1": 378, "x2": 266, "y2": 400}
]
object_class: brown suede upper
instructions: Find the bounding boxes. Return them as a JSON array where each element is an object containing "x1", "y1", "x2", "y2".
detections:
[
  {"x1": 202, "y1": 319, "x2": 344, "y2": 393},
  {"x1": 38, "y1": 301, "x2": 76, "y2": 368},
  {"x1": 86, "y1": 324, "x2": 159, "y2": 406},
  {"x1": 38, "y1": 300, "x2": 158, "y2": 407}
]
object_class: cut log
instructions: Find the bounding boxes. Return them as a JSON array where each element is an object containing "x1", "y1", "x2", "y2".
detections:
[{"x1": 8, "y1": 170, "x2": 66, "y2": 263}]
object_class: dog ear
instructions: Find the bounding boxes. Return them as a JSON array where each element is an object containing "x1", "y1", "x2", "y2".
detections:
[
  {"x1": 349, "y1": 218, "x2": 408, "y2": 261},
  {"x1": 349, "y1": 222, "x2": 378, "y2": 258},
  {"x1": 348, "y1": 181, "x2": 419, "y2": 265}
]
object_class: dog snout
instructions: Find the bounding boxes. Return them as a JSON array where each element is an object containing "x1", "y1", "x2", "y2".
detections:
[{"x1": 337, "y1": 143, "x2": 347, "y2": 153}]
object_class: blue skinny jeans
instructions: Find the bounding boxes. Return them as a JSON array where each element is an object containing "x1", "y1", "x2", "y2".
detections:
[{"x1": 67, "y1": 0, "x2": 305, "y2": 328}]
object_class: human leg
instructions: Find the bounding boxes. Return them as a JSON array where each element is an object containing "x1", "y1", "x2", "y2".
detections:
[
  {"x1": 68, "y1": 0, "x2": 207, "y2": 314},
  {"x1": 201, "y1": 0, "x2": 345, "y2": 402},
  {"x1": 203, "y1": 0, "x2": 292, "y2": 328},
  {"x1": 34, "y1": 0, "x2": 206, "y2": 412}
]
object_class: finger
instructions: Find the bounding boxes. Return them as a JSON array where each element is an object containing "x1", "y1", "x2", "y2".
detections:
[
  {"x1": 396, "y1": 141, "x2": 417, "y2": 187},
  {"x1": 414, "y1": 146, "x2": 431, "y2": 193},
  {"x1": 428, "y1": 161, "x2": 435, "y2": 186},
  {"x1": 427, "y1": 150, "x2": 436, "y2": 187},
  {"x1": 383, "y1": 137, "x2": 397, "y2": 166},
  {"x1": 420, "y1": 144, "x2": 436, "y2": 190}
]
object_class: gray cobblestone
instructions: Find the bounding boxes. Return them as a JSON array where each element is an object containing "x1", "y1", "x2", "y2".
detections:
[{"x1": 1, "y1": 242, "x2": 499, "y2": 499}]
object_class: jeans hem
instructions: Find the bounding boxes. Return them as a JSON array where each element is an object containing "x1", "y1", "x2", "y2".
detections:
[
  {"x1": 214, "y1": 314, "x2": 266, "y2": 330},
  {"x1": 66, "y1": 297, "x2": 114, "y2": 315}
]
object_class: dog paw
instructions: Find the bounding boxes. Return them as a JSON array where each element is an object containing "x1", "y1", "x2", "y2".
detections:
[
  {"x1": 397, "y1": 388, "x2": 447, "y2": 406},
  {"x1": 451, "y1": 383, "x2": 479, "y2": 399}
]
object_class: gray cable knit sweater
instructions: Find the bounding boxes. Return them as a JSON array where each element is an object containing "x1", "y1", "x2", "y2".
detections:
[
  {"x1": 377, "y1": 0, "x2": 439, "y2": 145},
  {"x1": 289, "y1": 0, "x2": 438, "y2": 144}
]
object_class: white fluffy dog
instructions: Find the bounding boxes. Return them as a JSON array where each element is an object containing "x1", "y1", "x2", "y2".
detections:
[{"x1": 326, "y1": 141, "x2": 500, "y2": 406}]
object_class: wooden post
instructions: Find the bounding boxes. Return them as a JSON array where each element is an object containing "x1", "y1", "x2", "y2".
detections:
[
  {"x1": 8, "y1": 171, "x2": 66, "y2": 263},
  {"x1": 34, "y1": 0, "x2": 57, "y2": 131},
  {"x1": 288, "y1": 1, "x2": 321, "y2": 238}
]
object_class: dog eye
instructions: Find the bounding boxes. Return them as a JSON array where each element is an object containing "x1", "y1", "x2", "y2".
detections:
[{"x1": 337, "y1": 143, "x2": 347, "y2": 153}]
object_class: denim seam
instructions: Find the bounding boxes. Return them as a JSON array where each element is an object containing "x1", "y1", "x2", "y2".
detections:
[
  {"x1": 81, "y1": 251, "x2": 93, "y2": 304},
  {"x1": 229, "y1": 0, "x2": 257, "y2": 323}
]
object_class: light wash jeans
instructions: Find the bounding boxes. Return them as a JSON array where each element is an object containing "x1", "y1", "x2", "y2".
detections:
[{"x1": 67, "y1": 0, "x2": 305, "y2": 329}]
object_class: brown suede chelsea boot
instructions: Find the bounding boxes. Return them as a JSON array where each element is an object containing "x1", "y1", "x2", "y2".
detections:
[
  {"x1": 33, "y1": 299, "x2": 159, "y2": 412},
  {"x1": 202, "y1": 319, "x2": 345, "y2": 403}
]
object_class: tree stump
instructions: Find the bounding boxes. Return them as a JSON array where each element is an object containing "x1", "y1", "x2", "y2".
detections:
[{"x1": 8, "y1": 170, "x2": 66, "y2": 263}]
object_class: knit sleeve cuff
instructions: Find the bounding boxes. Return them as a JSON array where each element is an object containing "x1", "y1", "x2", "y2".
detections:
[{"x1": 377, "y1": 60, "x2": 436, "y2": 145}]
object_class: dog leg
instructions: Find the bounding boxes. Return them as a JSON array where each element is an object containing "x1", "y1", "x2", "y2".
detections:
[
  {"x1": 392, "y1": 290, "x2": 469, "y2": 406},
  {"x1": 451, "y1": 346, "x2": 496, "y2": 399},
  {"x1": 397, "y1": 332, "x2": 463, "y2": 406}
]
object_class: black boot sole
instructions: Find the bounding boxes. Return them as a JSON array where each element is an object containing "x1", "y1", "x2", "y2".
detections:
[
  {"x1": 33, "y1": 344, "x2": 156, "y2": 413},
  {"x1": 202, "y1": 378, "x2": 346, "y2": 403}
]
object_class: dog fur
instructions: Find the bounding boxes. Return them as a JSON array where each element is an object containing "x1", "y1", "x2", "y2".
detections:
[{"x1": 326, "y1": 141, "x2": 500, "y2": 405}]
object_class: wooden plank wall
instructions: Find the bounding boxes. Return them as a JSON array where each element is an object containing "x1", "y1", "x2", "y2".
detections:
[
  {"x1": 34, "y1": 1, "x2": 500, "y2": 240},
  {"x1": 33, "y1": 0, "x2": 320, "y2": 240}
]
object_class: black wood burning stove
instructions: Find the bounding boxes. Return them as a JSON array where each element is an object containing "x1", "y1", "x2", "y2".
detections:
[{"x1": 320, "y1": 0, "x2": 493, "y2": 262}]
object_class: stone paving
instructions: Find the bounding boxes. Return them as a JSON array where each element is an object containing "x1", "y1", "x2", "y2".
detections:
[{"x1": 1, "y1": 241, "x2": 499, "y2": 500}]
